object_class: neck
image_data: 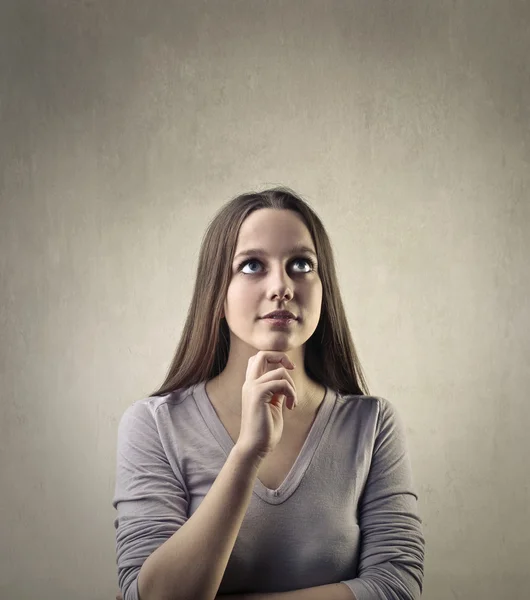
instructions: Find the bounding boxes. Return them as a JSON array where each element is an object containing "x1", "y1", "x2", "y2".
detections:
[{"x1": 207, "y1": 369, "x2": 324, "y2": 418}]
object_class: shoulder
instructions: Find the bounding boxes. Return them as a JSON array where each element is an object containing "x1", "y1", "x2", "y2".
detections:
[
  {"x1": 117, "y1": 386, "x2": 194, "y2": 434},
  {"x1": 336, "y1": 391, "x2": 397, "y2": 417},
  {"x1": 336, "y1": 392, "x2": 407, "y2": 441}
]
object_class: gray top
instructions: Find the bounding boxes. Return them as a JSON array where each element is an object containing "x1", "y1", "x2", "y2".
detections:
[{"x1": 113, "y1": 381, "x2": 425, "y2": 600}]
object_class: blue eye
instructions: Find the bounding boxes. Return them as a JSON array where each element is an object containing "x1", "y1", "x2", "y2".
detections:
[{"x1": 238, "y1": 256, "x2": 315, "y2": 275}]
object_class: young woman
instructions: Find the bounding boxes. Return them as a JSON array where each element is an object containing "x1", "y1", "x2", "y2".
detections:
[{"x1": 113, "y1": 187, "x2": 425, "y2": 600}]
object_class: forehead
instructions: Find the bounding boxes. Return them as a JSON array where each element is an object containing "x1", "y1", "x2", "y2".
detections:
[{"x1": 235, "y1": 209, "x2": 314, "y2": 249}]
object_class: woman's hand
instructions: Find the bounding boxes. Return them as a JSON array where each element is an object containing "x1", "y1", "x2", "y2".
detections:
[
  {"x1": 236, "y1": 350, "x2": 297, "y2": 460},
  {"x1": 115, "y1": 592, "x2": 123, "y2": 600}
]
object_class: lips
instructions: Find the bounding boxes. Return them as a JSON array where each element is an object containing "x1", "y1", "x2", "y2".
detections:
[{"x1": 262, "y1": 311, "x2": 297, "y2": 320}]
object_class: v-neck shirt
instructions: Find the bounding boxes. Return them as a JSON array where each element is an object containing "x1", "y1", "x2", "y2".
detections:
[{"x1": 113, "y1": 380, "x2": 425, "y2": 600}]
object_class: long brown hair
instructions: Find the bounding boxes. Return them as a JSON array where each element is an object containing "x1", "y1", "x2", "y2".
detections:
[{"x1": 149, "y1": 186, "x2": 370, "y2": 398}]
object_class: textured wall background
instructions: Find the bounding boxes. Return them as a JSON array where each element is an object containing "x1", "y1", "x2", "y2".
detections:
[{"x1": 1, "y1": 1, "x2": 529, "y2": 599}]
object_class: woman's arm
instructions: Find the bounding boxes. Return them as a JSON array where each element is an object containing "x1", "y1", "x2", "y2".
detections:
[
  {"x1": 341, "y1": 397, "x2": 425, "y2": 599},
  {"x1": 114, "y1": 401, "x2": 265, "y2": 600},
  {"x1": 216, "y1": 582, "x2": 355, "y2": 599}
]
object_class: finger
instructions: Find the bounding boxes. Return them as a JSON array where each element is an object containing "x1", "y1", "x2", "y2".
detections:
[{"x1": 252, "y1": 351, "x2": 294, "y2": 377}]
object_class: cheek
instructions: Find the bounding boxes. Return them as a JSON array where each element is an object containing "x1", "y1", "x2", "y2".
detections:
[{"x1": 227, "y1": 282, "x2": 257, "y2": 305}]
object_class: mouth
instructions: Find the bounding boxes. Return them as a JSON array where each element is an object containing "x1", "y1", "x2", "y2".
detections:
[
  {"x1": 261, "y1": 317, "x2": 297, "y2": 327},
  {"x1": 261, "y1": 312, "x2": 298, "y2": 320}
]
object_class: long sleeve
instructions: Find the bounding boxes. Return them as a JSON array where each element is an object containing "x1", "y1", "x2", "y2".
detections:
[
  {"x1": 112, "y1": 400, "x2": 189, "y2": 600},
  {"x1": 340, "y1": 397, "x2": 425, "y2": 600}
]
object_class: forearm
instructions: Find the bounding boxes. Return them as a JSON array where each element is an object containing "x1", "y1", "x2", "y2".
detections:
[
  {"x1": 218, "y1": 583, "x2": 356, "y2": 600},
  {"x1": 139, "y1": 445, "x2": 263, "y2": 600}
]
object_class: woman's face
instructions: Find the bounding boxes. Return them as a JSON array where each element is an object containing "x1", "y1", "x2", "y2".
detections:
[{"x1": 223, "y1": 208, "x2": 323, "y2": 355}]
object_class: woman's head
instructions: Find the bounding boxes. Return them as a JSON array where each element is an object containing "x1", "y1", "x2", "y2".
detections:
[
  {"x1": 150, "y1": 186, "x2": 369, "y2": 398},
  {"x1": 220, "y1": 206, "x2": 323, "y2": 374}
]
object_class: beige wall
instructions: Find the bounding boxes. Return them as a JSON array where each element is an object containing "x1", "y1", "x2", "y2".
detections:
[{"x1": 1, "y1": 1, "x2": 529, "y2": 599}]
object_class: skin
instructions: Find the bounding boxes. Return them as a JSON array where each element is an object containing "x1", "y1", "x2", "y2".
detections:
[{"x1": 207, "y1": 207, "x2": 325, "y2": 419}]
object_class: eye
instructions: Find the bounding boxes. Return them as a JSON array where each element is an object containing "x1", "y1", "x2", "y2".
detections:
[{"x1": 237, "y1": 256, "x2": 315, "y2": 275}]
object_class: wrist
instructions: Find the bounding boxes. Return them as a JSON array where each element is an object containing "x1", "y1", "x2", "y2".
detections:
[{"x1": 231, "y1": 444, "x2": 265, "y2": 470}]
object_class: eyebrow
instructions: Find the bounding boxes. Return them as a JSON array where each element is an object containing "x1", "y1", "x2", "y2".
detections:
[{"x1": 234, "y1": 245, "x2": 317, "y2": 261}]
